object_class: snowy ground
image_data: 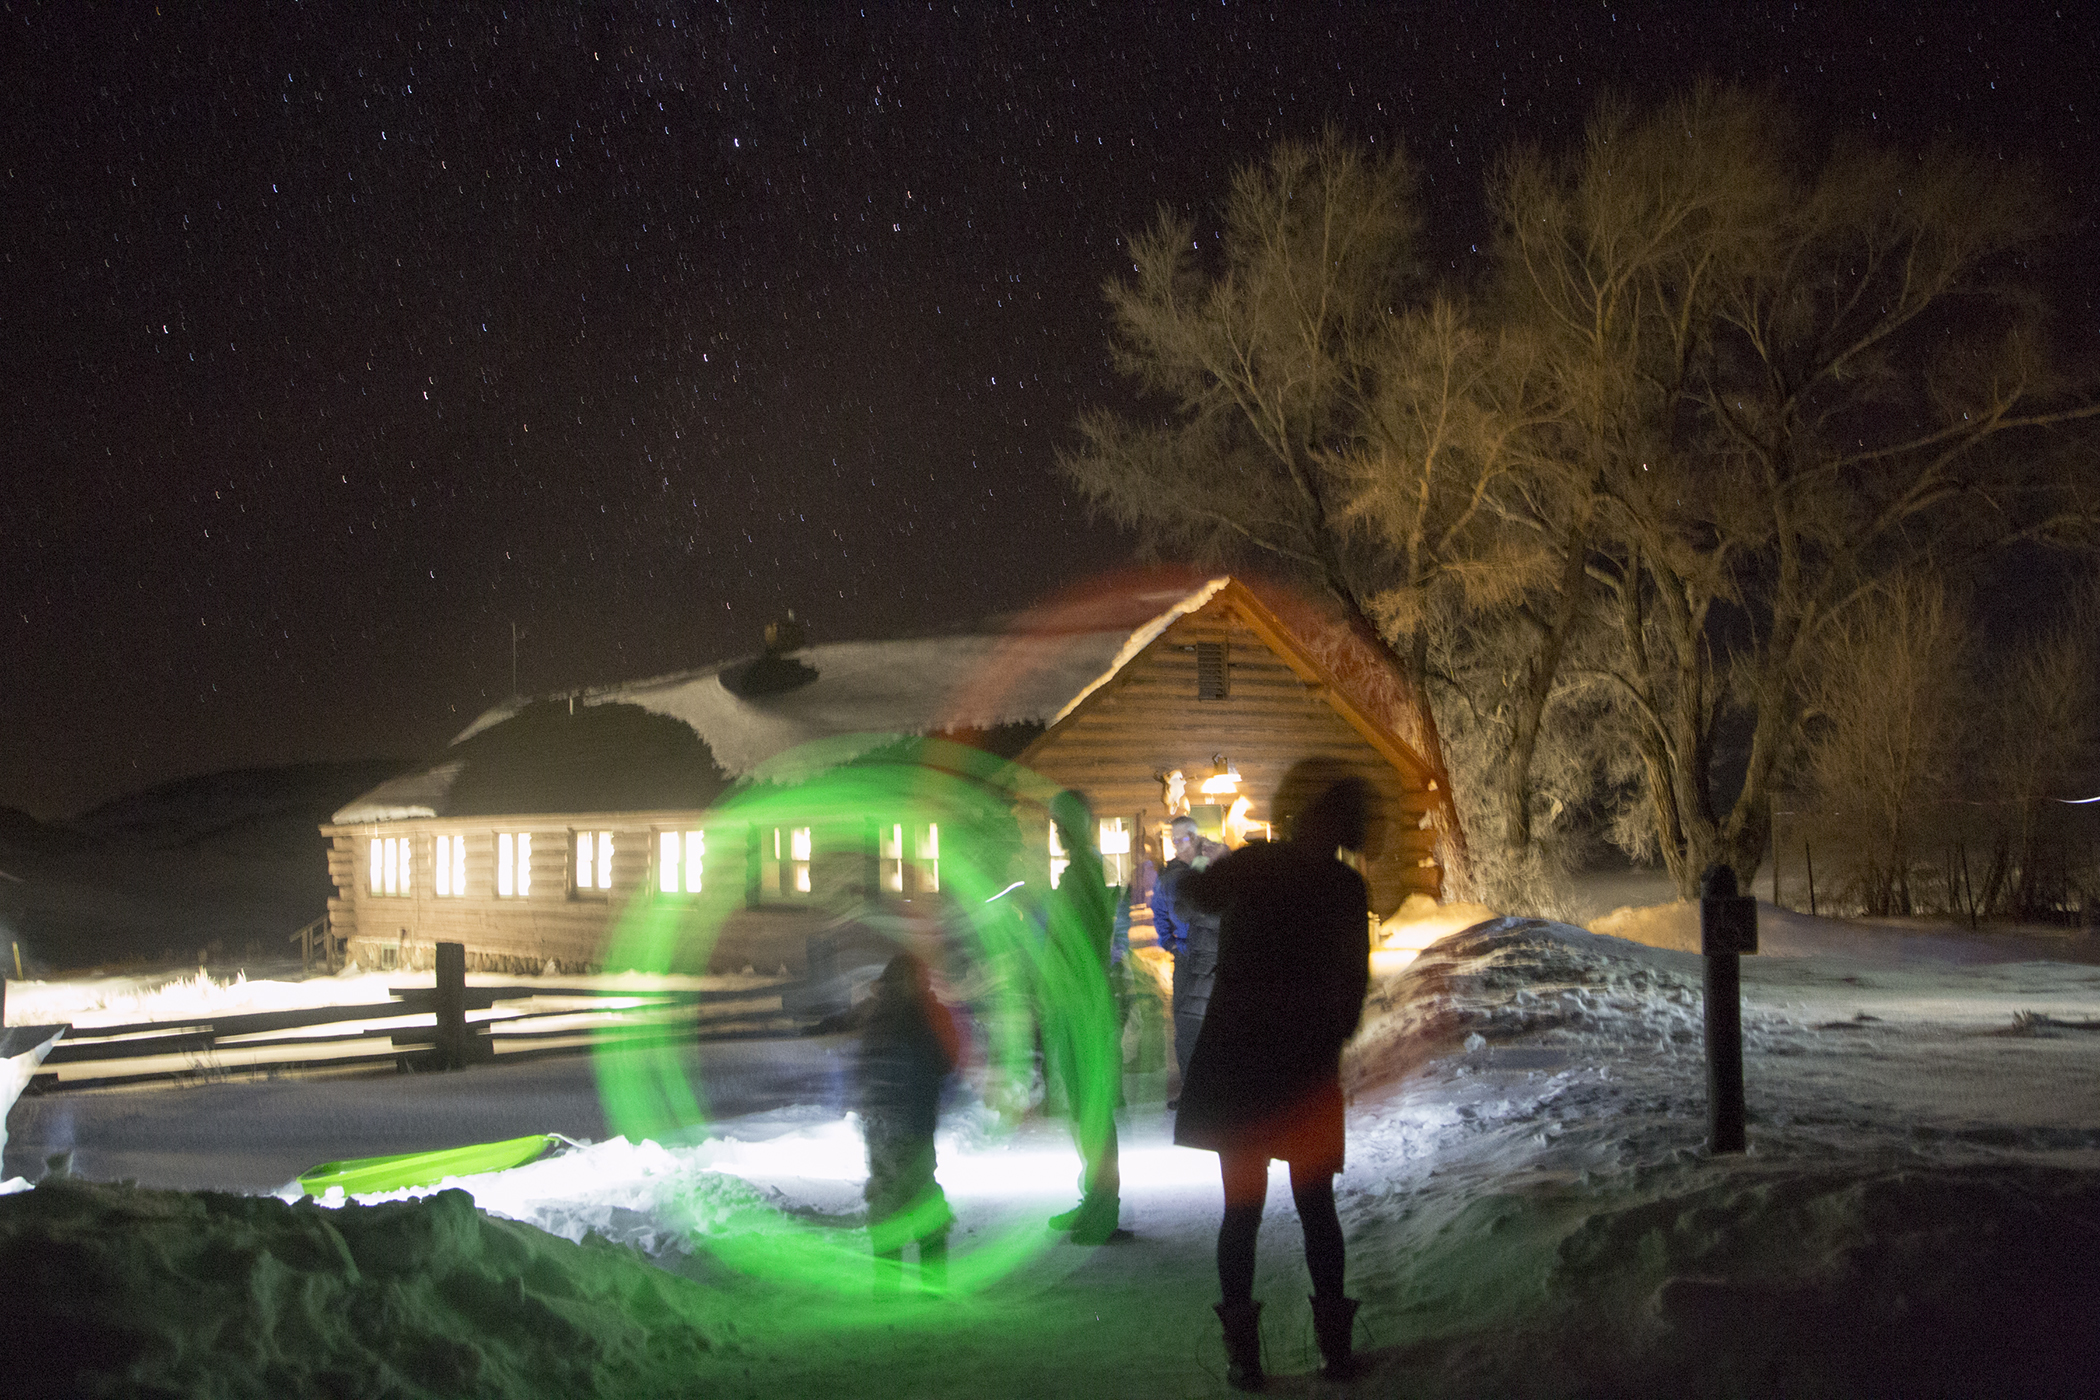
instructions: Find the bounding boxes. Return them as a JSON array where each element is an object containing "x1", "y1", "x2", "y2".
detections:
[{"x1": 6, "y1": 904, "x2": 2100, "y2": 1396}]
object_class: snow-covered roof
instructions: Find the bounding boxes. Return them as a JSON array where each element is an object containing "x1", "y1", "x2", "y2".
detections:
[
  {"x1": 596, "y1": 629, "x2": 1132, "y2": 780},
  {"x1": 334, "y1": 579, "x2": 1229, "y2": 822},
  {"x1": 334, "y1": 761, "x2": 462, "y2": 823}
]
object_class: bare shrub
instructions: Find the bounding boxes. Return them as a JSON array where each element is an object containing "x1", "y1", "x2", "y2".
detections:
[{"x1": 1798, "y1": 575, "x2": 1971, "y2": 915}]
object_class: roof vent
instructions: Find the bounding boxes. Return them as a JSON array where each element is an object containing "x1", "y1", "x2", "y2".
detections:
[
  {"x1": 723, "y1": 610, "x2": 818, "y2": 698},
  {"x1": 763, "y1": 611, "x2": 806, "y2": 654},
  {"x1": 1196, "y1": 641, "x2": 1229, "y2": 700}
]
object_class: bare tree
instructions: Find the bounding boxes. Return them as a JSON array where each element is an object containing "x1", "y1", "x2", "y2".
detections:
[
  {"x1": 1975, "y1": 578, "x2": 2100, "y2": 918},
  {"x1": 1063, "y1": 133, "x2": 1580, "y2": 900},
  {"x1": 1061, "y1": 130, "x2": 1421, "y2": 623},
  {"x1": 1499, "y1": 86, "x2": 2100, "y2": 896},
  {"x1": 1799, "y1": 574, "x2": 1972, "y2": 914},
  {"x1": 1067, "y1": 100, "x2": 2100, "y2": 910}
]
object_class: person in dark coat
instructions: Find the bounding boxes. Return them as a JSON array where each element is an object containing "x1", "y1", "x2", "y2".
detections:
[
  {"x1": 859, "y1": 951, "x2": 962, "y2": 1296},
  {"x1": 1175, "y1": 771, "x2": 1376, "y2": 1387}
]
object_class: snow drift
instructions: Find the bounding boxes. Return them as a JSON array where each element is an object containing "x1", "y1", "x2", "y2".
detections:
[{"x1": 0, "y1": 1181, "x2": 719, "y2": 1398}]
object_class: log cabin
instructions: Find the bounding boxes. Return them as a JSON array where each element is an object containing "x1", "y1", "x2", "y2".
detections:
[{"x1": 321, "y1": 576, "x2": 1467, "y2": 973}]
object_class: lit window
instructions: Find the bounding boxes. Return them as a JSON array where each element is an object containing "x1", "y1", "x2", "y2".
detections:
[
  {"x1": 882, "y1": 822, "x2": 905, "y2": 892},
  {"x1": 882, "y1": 822, "x2": 942, "y2": 894},
  {"x1": 916, "y1": 823, "x2": 939, "y2": 893},
  {"x1": 790, "y1": 826, "x2": 812, "y2": 894},
  {"x1": 434, "y1": 834, "x2": 467, "y2": 897},
  {"x1": 659, "y1": 829, "x2": 704, "y2": 894},
  {"x1": 1099, "y1": 817, "x2": 1131, "y2": 887},
  {"x1": 759, "y1": 826, "x2": 813, "y2": 898},
  {"x1": 1048, "y1": 821, "x2": 1069, "y2": 890},
  {"x1": 574, "y1": 830, "x2": 614, "y2": 894},
  {"x1": 369, "y1": 836, "x2": 413, "y2": 897},
  {"x1": 497, "y1": 832, "x2": 533, "y2": 898}
]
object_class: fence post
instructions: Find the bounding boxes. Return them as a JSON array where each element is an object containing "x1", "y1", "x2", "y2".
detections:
[
  {"x1": 1700, "y1": 863, "x2": 1758, "y2": 1155},
  {"x1": 434, "y1": 941, "x2": 468, "y2": 1071}
]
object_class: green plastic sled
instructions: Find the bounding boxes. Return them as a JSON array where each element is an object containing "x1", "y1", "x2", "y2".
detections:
[{"x1": 297, "y1": 1132, "x2": 559, "y2": 1197}]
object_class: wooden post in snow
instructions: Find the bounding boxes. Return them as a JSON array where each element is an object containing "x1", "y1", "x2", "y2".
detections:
[
  {"x1": 434, "y1": 942, "x2": 468, "y2": 1071},
  {"x1": 1699, "y1": 864, "x2": 1757, "y2": 1154}
]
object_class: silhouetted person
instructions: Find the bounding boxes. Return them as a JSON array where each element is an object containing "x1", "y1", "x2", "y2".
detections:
[
  {"x1": 859, "y1": 951, "x2": 961, "y2": 1296},
  {"x1": 1151, "y1": 812, "x2": 1227, "y2": 1099},
  {"x1": 1176, "y1": 770, "x2": 1376, "y2": 1387},
  {"x1": 1040, "y1": 789, "x2": 1122, "y2": 1244}
]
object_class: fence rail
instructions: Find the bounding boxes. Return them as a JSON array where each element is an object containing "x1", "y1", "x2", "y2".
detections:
[{"x1": 29, "y1": 979, "x2": 808, "y2": 1091}]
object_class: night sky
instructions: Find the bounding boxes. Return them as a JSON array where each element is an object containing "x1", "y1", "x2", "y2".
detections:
[{"x1": 5, "y1": 2, "x2": 2096, "y2": 821}]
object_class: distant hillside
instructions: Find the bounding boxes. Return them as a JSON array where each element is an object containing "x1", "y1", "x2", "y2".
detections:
[
  {"x1": 0, "y1": 760, "x2": 413, "y2": 974},
  {"x1": 70, "y1": 761, "x2": 413, "y2": 846}
]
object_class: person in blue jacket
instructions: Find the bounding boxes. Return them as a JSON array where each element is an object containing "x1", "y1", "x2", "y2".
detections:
[{"x1": 1150, "y1": 814, "x2": 1227, "y2": 1102}]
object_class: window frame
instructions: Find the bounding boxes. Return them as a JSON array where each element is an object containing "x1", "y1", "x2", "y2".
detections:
[
  {"x1": 496, "y1": 831, "x2": 534, "y2": 898},
  {"x1": 433, "y1": 833, "x2": 468, "y2": 898},
  {"x1": 571, "y1": 829, "x2": 615, "y2": 898},
  {"x1": 657, "y1": 828, "x2": 705, "y2": 896},
  {"x1": 368, "y1": 835, "x2": 413, "y2": 898}
]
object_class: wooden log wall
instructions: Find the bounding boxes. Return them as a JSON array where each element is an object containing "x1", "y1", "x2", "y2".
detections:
[
  {"x1": 325, "y1": 810, "x2": 927, "y2": 973},
  {"x1": 325, "y1": 810, "x2": 709, "y2": 973},
  {"x1": 1019, "y1": 606, "x2": 1442, "y2": 917}
]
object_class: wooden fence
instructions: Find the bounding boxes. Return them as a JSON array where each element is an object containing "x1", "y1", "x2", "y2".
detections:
[{"x1": 28, "y1": 976, "x2": 809, "y2": 1091}]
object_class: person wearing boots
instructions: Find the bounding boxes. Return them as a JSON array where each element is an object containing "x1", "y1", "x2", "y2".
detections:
[
  {"x1": 1175, "y1": 769, "x2": 1376, "y2": 1388},
  {"x1": 859, "y1": 951, "x2": 962, "y2": 1297}
]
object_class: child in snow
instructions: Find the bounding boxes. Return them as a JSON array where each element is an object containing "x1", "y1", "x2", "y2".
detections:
[{"x1": 859, "y1": 951, "x2": 962, "y2": 1296}]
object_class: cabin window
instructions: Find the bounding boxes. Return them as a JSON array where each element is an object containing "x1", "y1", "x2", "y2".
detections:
[
  {"x1": 497, "y1": 832, "x2": 533, "y2": 898},
  {"x1": 880, "y1": 823, "x2": 941, "y2": 894},
  {"x1": 1196, "y1": 641, "x2": 1229, "y2": 699},
  {"x1": 369, "y1": 837, "x2": 413, "y2": 897},
  {"x1": 433, "y1": 834, "x2": 466, "y2": 897},
  {"x1": 789, "y1": 827, "x2": 812, "y2": 894},
  {"x1": 1099, "y1": 817, "x2": 1131, "y2": 887},
  {"x1": 758, "y1": 826, "x2": 813, "y2": 897},
  {"x1": 573, "y1": 830, "x2": 615, "y2": 895},
  {"x1": 658, "y1": 829, "x2": 704, "y2": 895},
  {"x1": 1048, "y1": 821, "x2": 1069, "y2": 889},
  {"x1": 881, "y1": 823, "x2": 905, "y2": 892},
  {"x1": 916, "y1": 823, "x2": 940, "y2": 893}
]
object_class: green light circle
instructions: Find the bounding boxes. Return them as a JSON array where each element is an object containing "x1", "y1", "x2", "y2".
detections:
[{"x1": 592, "y1": 739, "x2": 1123, "y2": 1303}]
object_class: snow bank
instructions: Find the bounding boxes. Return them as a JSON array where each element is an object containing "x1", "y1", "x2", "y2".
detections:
[
  {"x1": 0, "y1": 1181, "x2": 721, "y2": 1398},
  {"x1": 1348, "y1": 915, "x2": 1706, "y2": 1092},
  {"x1": 0, "y1": 1028, "x2": 64, "y2": 1187},
  {"x1": 1, "y1": 968, "x2": 407, "y2": 1029},
  {"x1": 292, "y1": 1131, "x2": 822, "y2": 1259},
  {"x1": 1329, "y1": 914, "x2": 2100, "y2": 1396},
  {"x1": 1347, "y1": 1149, "x2": 2100, "y2": 1398}
]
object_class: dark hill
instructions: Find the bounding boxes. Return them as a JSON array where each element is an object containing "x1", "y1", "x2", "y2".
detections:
[{"x1": 0, "y1": 760, "x2": 414, "y2": 974}]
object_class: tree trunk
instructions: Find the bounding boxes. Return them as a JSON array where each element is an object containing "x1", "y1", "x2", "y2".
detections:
[{"x1": 1486, "y1": 527, "x2": 1593, "y2": 863}]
